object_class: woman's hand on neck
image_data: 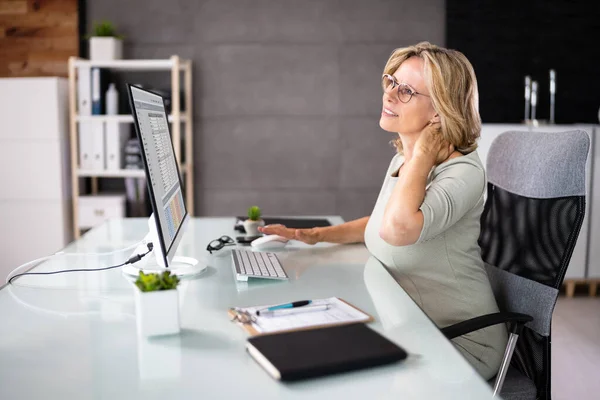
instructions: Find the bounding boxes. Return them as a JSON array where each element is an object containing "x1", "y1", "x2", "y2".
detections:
[{"x1": 400, "y1": 122, "x2": 455, "y2": 167}]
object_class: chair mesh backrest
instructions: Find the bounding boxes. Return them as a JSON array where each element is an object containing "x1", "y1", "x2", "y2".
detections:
[
  {"x1": 480, "y1": 186, "x2": 585, "y2": 286},
  {"x1": 478, "y1": 130, "x2": 589, "y2": 399}
]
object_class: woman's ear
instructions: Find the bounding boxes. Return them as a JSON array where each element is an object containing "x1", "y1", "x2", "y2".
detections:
[{"x1": 429, "y1": 113, "x2": 441, "y2": 124}]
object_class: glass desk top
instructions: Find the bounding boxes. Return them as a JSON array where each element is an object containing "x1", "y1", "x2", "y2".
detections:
[{"x1": 0, "y1": 217, "x2": 494, "y2": 399}]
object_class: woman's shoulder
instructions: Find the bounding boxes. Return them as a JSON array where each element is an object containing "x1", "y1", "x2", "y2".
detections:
[
  {"x1": 433, "y1": 150, "x2": 484, "y2": 178},
  {"x1": 391, "y1": 152, "x2": 405, "y2": 164},
  {"x1": 387, "y1": 152, "x2": 405, "y2": 177}
]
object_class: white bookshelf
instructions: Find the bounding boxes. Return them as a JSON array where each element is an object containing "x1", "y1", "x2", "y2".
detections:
[
  {"x1": 67, "y1": 55, "x2": 194, "y2": 239},
  {"x1": 76, "y1": 114, "x2": 188, "y2": 123},
  {"x1": 76, "y1": 169, "x2": 146, "y2": 178},
  {"x1": 73, "y1": 59, "x2": 190, "y2": 71},
  {"x1": 77, "y1": 163, "x2": 190, "y2": 178}
]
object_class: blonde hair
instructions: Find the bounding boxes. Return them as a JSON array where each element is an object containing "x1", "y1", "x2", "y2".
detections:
[{"x1": 383, "y1": 42, "x2": 481, "y2": 154}]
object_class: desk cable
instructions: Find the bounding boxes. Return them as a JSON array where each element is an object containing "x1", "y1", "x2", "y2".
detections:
[{"x1": 6, "y1": 242, "x2": 154, "y2": 285}]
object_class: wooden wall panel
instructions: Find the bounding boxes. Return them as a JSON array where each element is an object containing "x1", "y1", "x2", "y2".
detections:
[{"x1": 0, "y1": 0, "x2": 78, "y2": 77}]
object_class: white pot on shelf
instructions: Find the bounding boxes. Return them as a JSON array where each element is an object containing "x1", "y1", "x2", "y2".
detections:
[
  {"x1": 134, "y1": 287, "x2": 180, "y2": 337},
  {"x1": 243, "y1": 219, "x2": 265, "y2": 236},
  {"x1": 89, "y1": 37, "x2": 123, "y2": 61}
]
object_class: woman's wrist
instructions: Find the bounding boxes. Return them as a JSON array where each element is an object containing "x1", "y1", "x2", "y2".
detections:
[
  {"x1": 312, "y1": 227, "x2": 326, "y2": 243},
  {"x1": 311, "y1": 217, "x2": 369, "y2": 244},
  {"x1": 408, "y1": 153, "x2": 436, "y2": 174}
]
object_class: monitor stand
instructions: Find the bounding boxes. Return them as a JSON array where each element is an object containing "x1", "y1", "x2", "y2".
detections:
[{"x1": 121, "y1": 214, "x2": 207, "y2": 279}]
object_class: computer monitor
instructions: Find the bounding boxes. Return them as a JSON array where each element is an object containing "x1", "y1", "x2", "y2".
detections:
[{"x1": 122, "y1": 84, "x2": 205, "y2": 278}]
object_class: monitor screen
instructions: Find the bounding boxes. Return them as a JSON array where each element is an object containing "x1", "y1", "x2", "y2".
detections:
[{"x1": 128, "y1": 85, "x2": 187, "y2": 260}]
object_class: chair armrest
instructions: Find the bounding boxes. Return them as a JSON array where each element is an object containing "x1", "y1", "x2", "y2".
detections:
[{"x1": 440, "y1": 312, "x2": 533, "y2": 340}]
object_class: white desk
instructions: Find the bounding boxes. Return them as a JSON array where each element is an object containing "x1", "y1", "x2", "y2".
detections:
[{"x1": 0, "y1": 217, "x2": 495, "y2": 399}]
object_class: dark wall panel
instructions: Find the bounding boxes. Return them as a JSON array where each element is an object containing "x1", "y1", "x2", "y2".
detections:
[{"x1": 447, "y1": 0, "x2": 600, "y2": 124}]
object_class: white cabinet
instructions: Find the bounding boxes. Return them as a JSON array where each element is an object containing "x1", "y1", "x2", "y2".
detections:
[
  {"x1": 478, "y1": 124, "x2": 596, "y2": 281},
  {"x1": 78, "y1": 195, "x2": 126, "y2": 229},
  {"x1": 587, "y1": 126, "x2": 600, "y2": 279},
  {"x1": 0, "y1": 77, "x2": 72, "y2": 282}
]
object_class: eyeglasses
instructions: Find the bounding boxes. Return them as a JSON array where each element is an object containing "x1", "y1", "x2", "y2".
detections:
[
  {"x1": 382, "y1": 74, "x2": 430, "y2": 103},
  {"x1": 206, "y1": 235, "x2": 235, "y2": 254}
]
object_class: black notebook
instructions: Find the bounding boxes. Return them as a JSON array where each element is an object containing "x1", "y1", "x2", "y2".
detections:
[
  {"x1": 234, "y1": 217, "x2": 331, "y2": 233},
  {"x1": 246, "y1": 323, "x2": 407, "y2": 382}
]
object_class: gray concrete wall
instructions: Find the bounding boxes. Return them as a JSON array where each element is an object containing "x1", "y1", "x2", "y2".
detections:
[{"x1": 88, "y1": 0, "x2": 445, "y2": 220}]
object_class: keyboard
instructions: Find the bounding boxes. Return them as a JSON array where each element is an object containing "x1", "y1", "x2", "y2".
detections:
[{"x1": 231, "y1": 249, "x2": 288, "y2": 282}]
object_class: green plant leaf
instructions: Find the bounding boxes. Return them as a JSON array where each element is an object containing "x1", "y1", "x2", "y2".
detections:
[
  {"x1": 135, "y1": 270, "x2": 179, "y2": 292},
  {"x1": 247, "y1": 205, "x2": 261, "y2": 221},
  {"x1": 85, "y1": 20, "x2": 124, "y2": 39}
]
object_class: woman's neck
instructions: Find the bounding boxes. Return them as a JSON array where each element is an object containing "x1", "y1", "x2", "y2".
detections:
[{"x1": 398, "y1": 133, "x2": 418, "y2": 162}]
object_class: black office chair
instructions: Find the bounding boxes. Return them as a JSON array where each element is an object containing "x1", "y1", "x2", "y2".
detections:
[{"x1": 440, "y1": 130, "x2": 590, "y2": 399}]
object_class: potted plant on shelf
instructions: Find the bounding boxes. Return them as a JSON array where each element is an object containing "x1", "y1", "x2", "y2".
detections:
[
  {"x1": 243, "y1": 205, "x2": 265, "y2": 236},
  {"x1": 134, "y1": 270, "x2": 181, "y2": 337},
  {"x1": 87, "y1": 20, "x2": 123, "y2": 61}
]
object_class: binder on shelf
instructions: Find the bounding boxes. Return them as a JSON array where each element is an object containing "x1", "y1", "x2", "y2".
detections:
[
  {"x1": 79, "y1": 123, "x2": 94, "y2": 170},
  {"x1": 77, "y1": 66, "x2": 92, "y2": 115},
  {"x1": 90, "y1": 67, "x2": 109, "y2": 171},
  {"x1": 77, "y1": 66, "x2": 93, "y2": 170},
  {"x1": 91, "y1": 121, "x2": 105, "y2": 170},
  {"x1": 105, "y1": 121, "x2": 128, "y2": 170},
  {"x1": 91, "y1": 67, "x2": 102, "y2": 115}
]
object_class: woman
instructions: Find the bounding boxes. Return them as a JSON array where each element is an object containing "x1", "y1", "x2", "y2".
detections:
[{"x1": 259, "y1": 42, "x2": 507, "y2": 380}]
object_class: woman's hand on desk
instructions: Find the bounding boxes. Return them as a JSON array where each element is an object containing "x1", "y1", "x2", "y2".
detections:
[{"x1": 258, "y1": 225, "x2": 320, "y2": 245}]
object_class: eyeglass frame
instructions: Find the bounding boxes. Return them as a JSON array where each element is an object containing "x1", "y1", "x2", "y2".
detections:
[
  {"x1": 382, "y1": 74, "x2": 431, "y2": 103},
  {"x1": 206, "y1": 235, "x2": 235, "y2": 254}
]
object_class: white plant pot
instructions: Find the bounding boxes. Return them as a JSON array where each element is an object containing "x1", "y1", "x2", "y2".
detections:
[
  {"x1": 135, "y1": 287, "x2": 180, "y2": 337},
  {"x1": 89, "y1": 37, "x2": 123, "y2": 61},
  {"x1": 243, "y1": 219, "x2": 265, "y2": 236}
]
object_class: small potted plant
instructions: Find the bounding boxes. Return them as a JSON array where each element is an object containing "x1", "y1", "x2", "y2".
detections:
[
  {"x1": 243, "y1": 205, "x2": 265, "y2": 236},
  {"x1": 134, "y1": 270, "x2": 181, "y2": 337},
  {"x1": 87, "y1": 20, "x2": 123, "y2": 61}
]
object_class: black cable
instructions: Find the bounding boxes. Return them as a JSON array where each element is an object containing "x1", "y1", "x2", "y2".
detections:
[{"x1": 8, "y1": 243, "x2": 154, "y2": 285}]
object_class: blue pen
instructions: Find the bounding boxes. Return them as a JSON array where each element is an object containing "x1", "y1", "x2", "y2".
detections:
[{"x1": 256, "y1": 300, "x2": 312, "y2": 315}]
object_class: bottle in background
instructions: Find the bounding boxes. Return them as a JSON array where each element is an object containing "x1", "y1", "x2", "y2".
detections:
[
  {"x1": 549, "y1": 69, "x2": 556, "y2": 124},
  {"x1": 530, "y1": 81, "x2": 538, "y2": 125},
  {"x1": 524, "y1": 75, "x2": 531, "y2": 123},
  {"x1": 106, "y1": 83, "x2": 119, "y2": 115}
]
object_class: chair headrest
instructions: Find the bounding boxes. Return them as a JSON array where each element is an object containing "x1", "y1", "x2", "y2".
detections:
[{"x1": 487, "y1": 130, "x2": 589, "y2": 198}]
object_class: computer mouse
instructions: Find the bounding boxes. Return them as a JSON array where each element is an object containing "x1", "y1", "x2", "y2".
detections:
[{"x1": 251, "y1": 235, "x2": 289, "y2": 250}]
